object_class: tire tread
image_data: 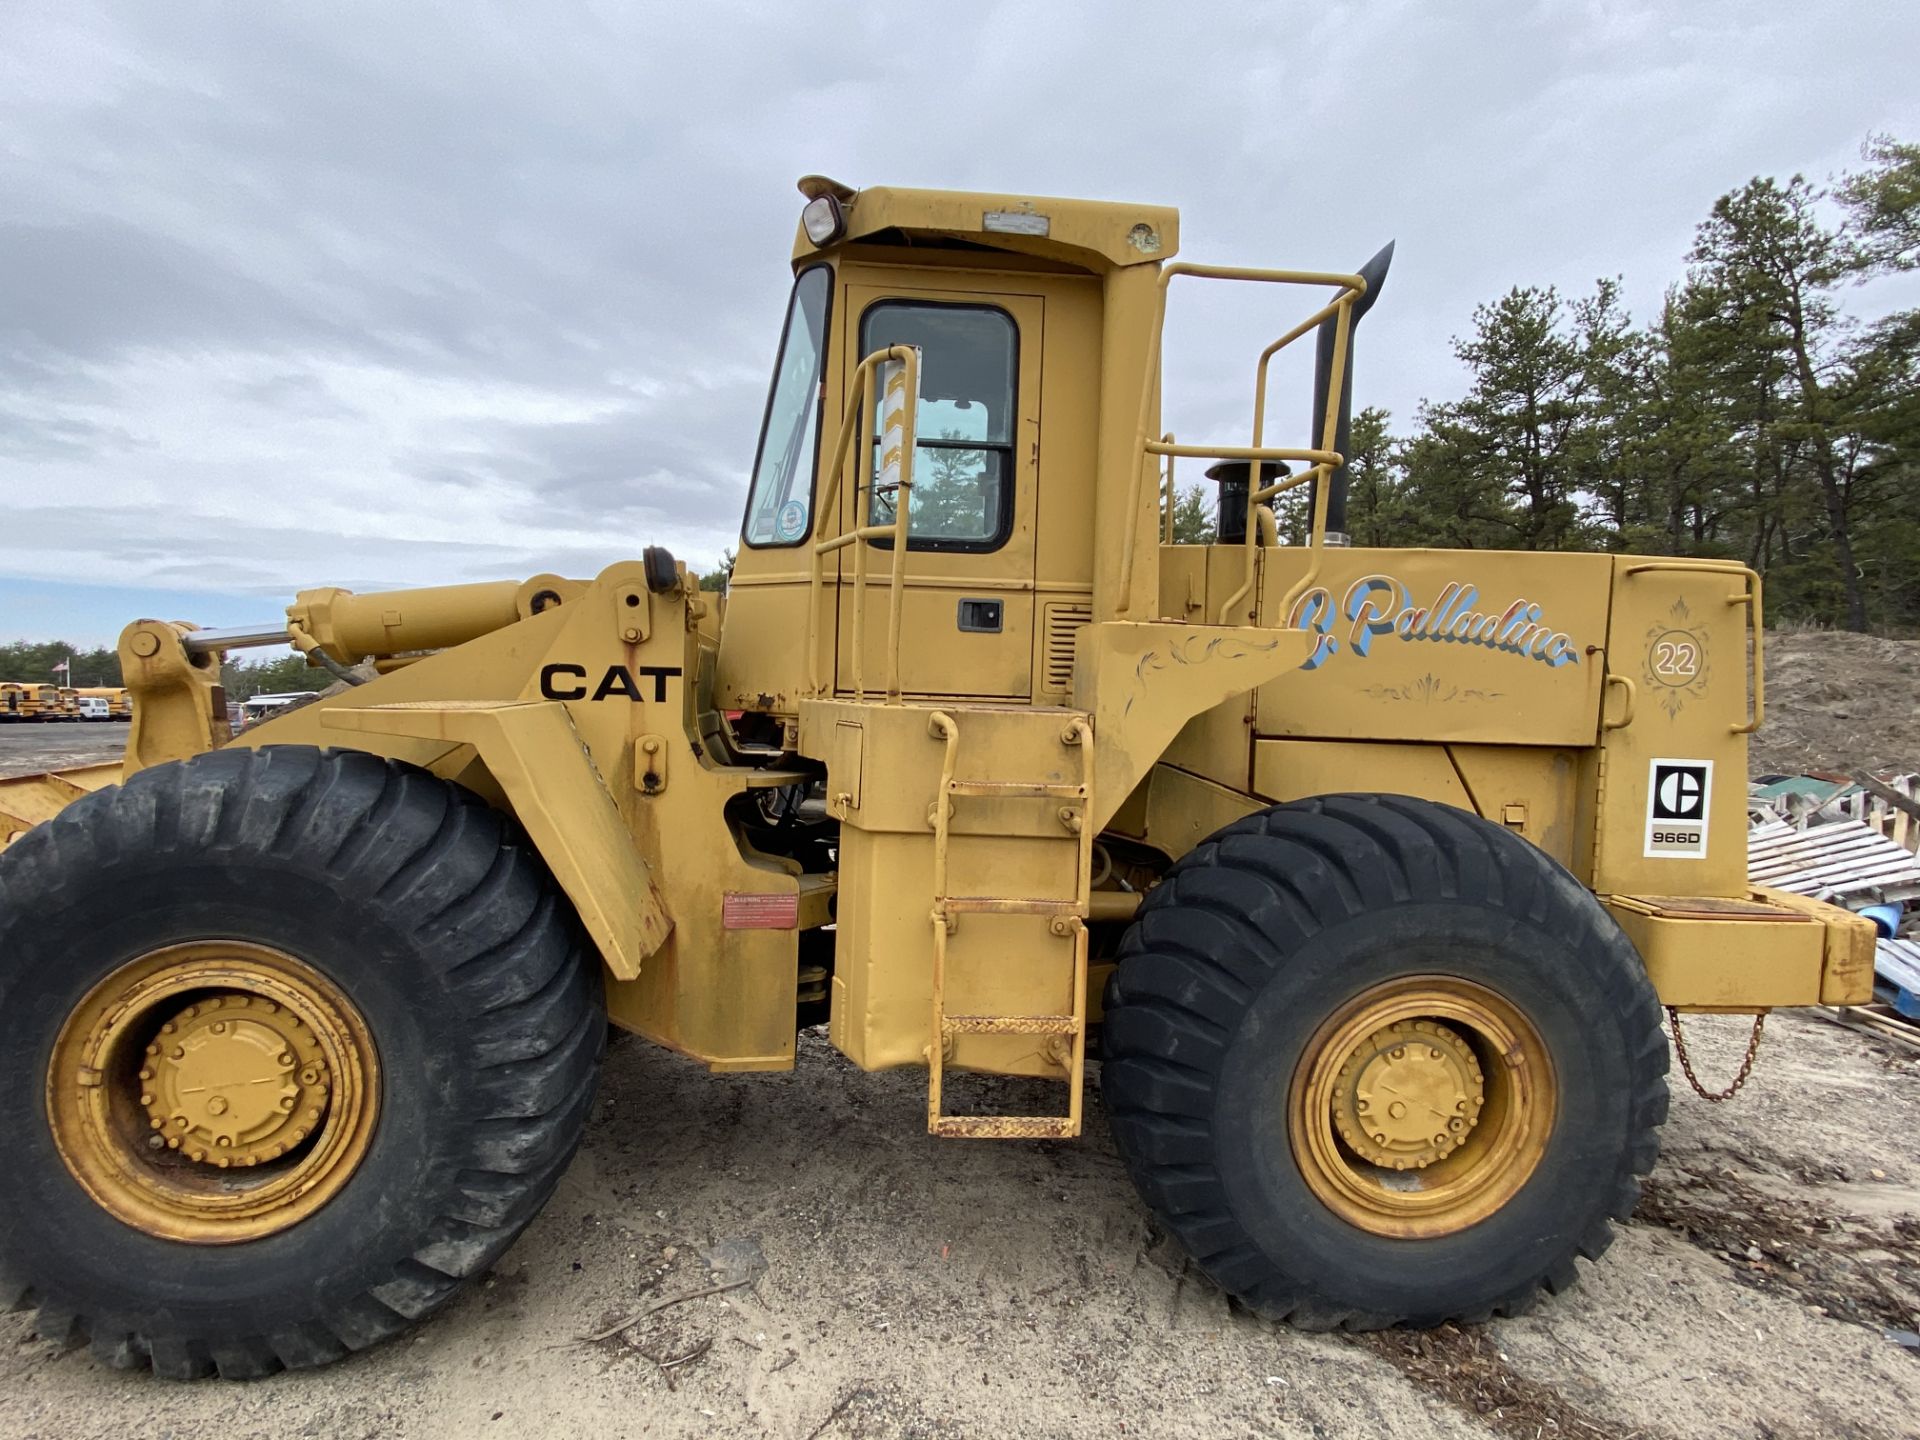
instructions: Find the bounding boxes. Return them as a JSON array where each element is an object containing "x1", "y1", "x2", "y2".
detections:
[
  {"x1": 0, "y1": 746, "x2": 601, "y2": 1377},
  {"x1": 1104, "y1": 792, "x2": 1667, "y2": 1332}
]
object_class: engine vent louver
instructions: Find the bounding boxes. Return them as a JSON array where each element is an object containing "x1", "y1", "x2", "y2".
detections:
[{"x1": 1042, "y1": 601, "x2": 1093, "y2": 699}]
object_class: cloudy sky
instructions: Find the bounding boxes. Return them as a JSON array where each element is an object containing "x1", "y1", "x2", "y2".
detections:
[{"x1": 2, "y1": 1, "x2": 1915, "y2": 645}]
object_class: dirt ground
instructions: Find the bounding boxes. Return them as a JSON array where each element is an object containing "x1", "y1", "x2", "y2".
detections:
[
  {"x1": 3, "y1": 642, "x2": 1920, "y2": 1440},
  {"x1": 1749, "y1": 628, "x2": 1920, "y2": 779},
  {"x1": 4, "y1": 1018, "x2": 1918, "y2": 1440}
]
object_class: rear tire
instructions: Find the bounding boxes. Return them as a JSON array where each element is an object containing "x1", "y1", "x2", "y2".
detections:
[
  {"x1": 0, "y1": 746, "x2": 603, "y2": 1378},
  {"x1": 1102, "y1": 793, "x2": 1667, "y2": 1329}
]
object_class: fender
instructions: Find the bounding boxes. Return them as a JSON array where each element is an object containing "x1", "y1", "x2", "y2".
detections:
[
  {"x1": 1072, "y1": 621, "x2": 1318, "y2": 833},
  {"x1": 320, "y1": 699, "x2": 673, "y2": 979}
]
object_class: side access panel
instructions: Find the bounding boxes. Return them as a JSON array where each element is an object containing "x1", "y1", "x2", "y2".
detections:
[{"x1": 1587, "y1": 559, "x2": 1756, "y2": 899}]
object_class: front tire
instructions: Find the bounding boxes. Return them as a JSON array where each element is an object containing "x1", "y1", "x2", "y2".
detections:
[
  {"x1": 0, "y1": 746, "x2": 603, "y2": 1378},
  {"x1": 1102, "y1": 794, "x2": 1667, "y2": 1329}
]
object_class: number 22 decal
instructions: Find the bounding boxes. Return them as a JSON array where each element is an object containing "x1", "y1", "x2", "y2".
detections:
[{"x1": 1652, "y1": 641, "x2": 1697, "y2": 677}]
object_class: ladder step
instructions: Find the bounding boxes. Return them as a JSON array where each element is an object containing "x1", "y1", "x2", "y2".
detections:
[
  {"x1": 931, "y1": 1116, "x2": 1076, "y2": 1140},
  {"x1": 941, "y1": 896, "x2": 1080, "y2": 917},
  {"x1": 947, "y1": 779, "x2": 1085, "y2": 798},
  {"x1": 942, "y1": 1013, "x2": 1081, "y2": 1036}
]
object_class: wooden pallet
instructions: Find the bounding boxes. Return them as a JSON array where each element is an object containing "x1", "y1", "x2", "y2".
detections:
[
  {"x1": 1747, "y1": 816, "x2": 1920, "y2": 907},
  {"x1": 1876, "y1": 936, "x2": 1920, "y2": 1019},
  {"x1": 1818, "y1": 1003, "x2": 1920, "y2": 1052},
  {"x1": 1833, "y1": 773, "x2": 1920, "y2": 855}
]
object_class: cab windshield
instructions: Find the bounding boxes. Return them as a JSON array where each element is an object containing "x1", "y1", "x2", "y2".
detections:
[{"x1": 742, "y1": 266, "x2": 832, "y2": 547}]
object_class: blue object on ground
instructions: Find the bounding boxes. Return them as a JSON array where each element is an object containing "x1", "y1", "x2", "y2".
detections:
[{"x1": 1860, "y1": 903, "x2": 1905, "y2": 939}]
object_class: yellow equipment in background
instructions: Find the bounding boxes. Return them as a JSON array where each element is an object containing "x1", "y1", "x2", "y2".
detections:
[
  {"x1": 8, "y1": 683, "x2": 66, "y2": 720},
  {"x1": 73, "y1": 686, "x2": 133, "y2": 720},
  {"x1": 0, "y1": 178, "x2": 1872, "y2": 1380}
]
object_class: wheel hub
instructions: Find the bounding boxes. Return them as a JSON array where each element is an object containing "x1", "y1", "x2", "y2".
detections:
[
  {"x1": 141, "y1": 995, "x2": 332, "y2": 1168},
  {"x1": 48, "y1": 941, "x2": 378, "y2": 1244},
  {"x1": 1331, "y1": 1018, "x2": 1485, "y2": 1170}
]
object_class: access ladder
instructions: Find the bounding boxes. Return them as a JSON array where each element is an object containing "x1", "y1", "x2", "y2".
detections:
[{"x1": 924, "y1": 711, "x2": 1095, "y2": 1138}]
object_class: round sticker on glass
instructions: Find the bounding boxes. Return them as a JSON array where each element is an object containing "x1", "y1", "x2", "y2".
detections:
[{"x1": 775, "y1": 500, "x2": 808, "y2": 541}]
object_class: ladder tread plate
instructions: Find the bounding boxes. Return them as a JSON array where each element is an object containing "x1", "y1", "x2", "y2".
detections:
[
  {"x1": 931, "y1": 1116, "x2": 1078, "y2": 1140},
  {"x1": 942, "y1": 1013, "x2": 1080, "y2": 1035},
  {"x1": 947, "y1": 779, "x2": 1086, "y2": 798},
  {"x1": 941, "y1": 896, "x2": 1080, "y2": 916}
]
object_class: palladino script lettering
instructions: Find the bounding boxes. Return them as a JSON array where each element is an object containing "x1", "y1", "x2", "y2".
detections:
[{"x1": 1287, "y1": 574, "x2": 1580, "y2": 671}]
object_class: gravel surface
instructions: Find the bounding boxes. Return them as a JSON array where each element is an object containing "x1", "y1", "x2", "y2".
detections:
[
  {"x1": 3, "y1": 1018, "x2": 1917, "y2": 1439},
  {"x1": 0, "y1": 723, "x2": 126, "y2": 779}
]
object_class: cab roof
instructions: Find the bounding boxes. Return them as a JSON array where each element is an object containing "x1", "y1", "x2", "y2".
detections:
[{"x1": 790, "y1": 176, "x2": 1179, "y2": 271}]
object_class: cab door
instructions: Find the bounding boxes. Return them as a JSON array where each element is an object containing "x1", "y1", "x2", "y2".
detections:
[{"x1": 835, "y1": 283, "x2": 1042, "y2": 699}]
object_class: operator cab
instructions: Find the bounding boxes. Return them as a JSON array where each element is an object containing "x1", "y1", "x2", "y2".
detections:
[{"x1": 715, "y1": 178, "x2": 1180, "y2": 720}]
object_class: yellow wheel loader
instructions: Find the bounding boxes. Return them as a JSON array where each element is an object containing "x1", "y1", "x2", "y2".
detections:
[{"x1": 0, "y1": 178, "x2": 1873, "y2": 1379}]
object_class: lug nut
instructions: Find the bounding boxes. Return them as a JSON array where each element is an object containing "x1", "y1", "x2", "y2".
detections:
[{"x1": 146, "y1": 1134, "x2": 165, "y2": 1151}]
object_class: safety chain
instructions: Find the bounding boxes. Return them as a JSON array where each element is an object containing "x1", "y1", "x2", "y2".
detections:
[{"x1": 1665, "y1": 1007, "x2": 1766, "y2": 1102}]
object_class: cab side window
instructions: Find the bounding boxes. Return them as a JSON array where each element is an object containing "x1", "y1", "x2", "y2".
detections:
[{"x1": 862, "y1": 302, "x2": 1017, "y2": 551}]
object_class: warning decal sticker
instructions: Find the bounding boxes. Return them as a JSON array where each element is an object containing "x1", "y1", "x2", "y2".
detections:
[{"x1": 1644, "y1": 758, "x2": 1712, "y2": 859}]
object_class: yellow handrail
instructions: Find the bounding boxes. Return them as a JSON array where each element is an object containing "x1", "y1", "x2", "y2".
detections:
[
  {"x1": 1118, "y1": 263, "x2": 1367, "y2": 625},
  {"x1": 1159, "y1": 433, "x2": 1176, "y2": 544},
  {"x1": 805, "y1": 344, "x2": 921, "y2": 701}
]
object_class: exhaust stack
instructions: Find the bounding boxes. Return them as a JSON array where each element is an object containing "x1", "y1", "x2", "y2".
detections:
[{"x1": 1308, "y1": 241, "x2": 1395, "y2": 545}]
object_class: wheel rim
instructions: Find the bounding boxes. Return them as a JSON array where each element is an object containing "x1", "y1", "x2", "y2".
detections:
[
  {"x1": 1288, "y1": 976, "x2": 1556, "y2": 1239},
  {"x1": 47, "y1": 941, "x2": 379, "y2": 1244}
]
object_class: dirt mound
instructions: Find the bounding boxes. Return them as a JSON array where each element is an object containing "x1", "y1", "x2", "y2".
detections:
[{"x1": 1750, "y1": 628, "x2": 1920, "y2": 779}]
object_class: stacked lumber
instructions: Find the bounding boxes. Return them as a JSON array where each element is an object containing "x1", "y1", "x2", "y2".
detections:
[
  {"x1": 1875, "y1": 938, "x2": 1920, "y2": 1020},
  {"x1": 1749, "y1": 780, "x2": 1920, "y2": 1025},
  {"x1": 1747, "y1": 817, "x2": 1920, "y2": 908}
]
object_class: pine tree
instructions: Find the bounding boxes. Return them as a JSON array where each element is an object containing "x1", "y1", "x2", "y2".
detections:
[
  {"x1": 1342, "y1": 408, "x2": 1405, "y2": 548},
  {"x1": 1688, "y1": 175, "x2": 1868, "y2": 628}
]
